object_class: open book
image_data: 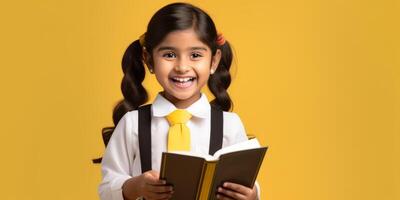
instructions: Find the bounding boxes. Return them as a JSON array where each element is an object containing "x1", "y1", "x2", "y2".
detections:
[{"x1": 160, "y1": 139, "x2": 268, "y2": 200}]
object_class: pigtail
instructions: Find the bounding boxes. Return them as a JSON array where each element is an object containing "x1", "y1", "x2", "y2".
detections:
[
  {"x1": 208, "y1": 40, "x2": 233, "y2": 111},
  {"x1": 112, "y1": 40, "x2": 148, "y2": 126}
]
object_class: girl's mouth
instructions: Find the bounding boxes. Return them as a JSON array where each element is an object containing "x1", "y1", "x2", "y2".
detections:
[{"x1": 170, "y1": 77, "x2": 196, "y2": 89}]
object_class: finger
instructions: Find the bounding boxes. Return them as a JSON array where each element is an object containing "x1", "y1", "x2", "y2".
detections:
[
  {"x1": 216, "y1": 193, "x2": 235, "y2": 200},
  {"x1": 143, "y1": 173, "x2": 166, "y2": 185},
  {"x1": 146, "y1": 184, "x2": 174, "y2": 193},
  {"x1": 147, "y1": 170, "x2": 160, "y2": 179},
  {"x1": 147, "y1": 178, "x2": 167, "y2": 186},
  {"x1": 144, "y1": 190, "x2": 173, "y2": 200},
  {"x1": 222, "y1": 182, "x2": 252, "y2": 195},
  {"x1": 218, "y1": 186, "x2": 246, "y2": 200}
]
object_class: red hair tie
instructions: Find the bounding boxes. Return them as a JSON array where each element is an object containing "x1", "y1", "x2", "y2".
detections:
[{"x1": 216, "y1": 33, "x2": 226, "y2": 46}]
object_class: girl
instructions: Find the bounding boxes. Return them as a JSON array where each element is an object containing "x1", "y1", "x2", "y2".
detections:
[{"x1": 99, "y1": 2, "x2": 260, "y2": 200}]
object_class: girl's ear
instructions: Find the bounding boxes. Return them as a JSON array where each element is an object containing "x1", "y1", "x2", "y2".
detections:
[
  {"x1": 142, "y1": 48, "x2": 154, "y2": 73},
  {"x1": 210, "y1": 49, "x2": 222, "y2": 74}
]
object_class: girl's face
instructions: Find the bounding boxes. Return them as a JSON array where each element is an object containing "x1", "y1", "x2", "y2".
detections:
[{"x1": 145, "y1": 29, "x2": 221, "y2": 109}]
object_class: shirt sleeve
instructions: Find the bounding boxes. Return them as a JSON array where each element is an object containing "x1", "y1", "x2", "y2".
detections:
[
  {"x1": 98, "y1": 112, "x2": 136, "y2": 200},
  {"x1": 255, "y1": 181, "x2": 261, "y2": 200}
]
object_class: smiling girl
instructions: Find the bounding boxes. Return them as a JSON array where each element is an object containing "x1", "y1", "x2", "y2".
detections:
[{"x1": 99, "y1": 3, "x2": 260, "y2": 200}]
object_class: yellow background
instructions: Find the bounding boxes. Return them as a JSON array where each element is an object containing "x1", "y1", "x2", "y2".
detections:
[{"x1": 0, "y1": 0, "x2": 399, "y2": 199}]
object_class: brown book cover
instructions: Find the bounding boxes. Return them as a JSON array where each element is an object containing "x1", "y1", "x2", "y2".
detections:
[
  {"x1": 159, "y1": 153, "x2": 207, "y2": 199},
  {"x1": 208, "y1": 147, "x2": 267, "y2": 200},
  {"x1": 160, "y1": 139, "x2": 268, "y2": 200}
]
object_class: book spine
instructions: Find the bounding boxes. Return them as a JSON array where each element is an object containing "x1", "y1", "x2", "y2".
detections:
[
  {"x1": 195, "y1": 162, "x2": 206, "y2": 200},
  {"x1": 198, "y1": 161, "x2": 217, "y2": 200}
]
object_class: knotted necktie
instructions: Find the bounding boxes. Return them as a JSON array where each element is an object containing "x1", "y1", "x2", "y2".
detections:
[{"x1": 166, "y1": 109, "x2": 192, "y2": 151}]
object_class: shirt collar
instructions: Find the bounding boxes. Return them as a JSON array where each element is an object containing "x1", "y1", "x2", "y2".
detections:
[{"x1": 152, "y1": 92, "x2": 210, "y2": 118}]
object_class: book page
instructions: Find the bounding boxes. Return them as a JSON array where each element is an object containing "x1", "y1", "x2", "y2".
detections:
[
  {"x1": 165, "y1": 138, "x2": 262, "y2": 161},
  {"x1": 213, "y1": 138, "x2": 261, "y2": 158},
  {"x1": 167, "y1": 150, "x2": 216, "y2": 161}
]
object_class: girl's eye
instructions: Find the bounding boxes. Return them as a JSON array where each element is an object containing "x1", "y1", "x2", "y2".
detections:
[
  {"x1": 163, "y1": 52, "x2": 176, "y2": 58},
  {"x1": 191, "y1": 53, "x2": 203, "y2": 59}
]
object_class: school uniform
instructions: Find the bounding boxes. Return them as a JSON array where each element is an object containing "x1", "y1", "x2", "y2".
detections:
[{"x1": 99, "y1": 92, "x2": 261, "y2": 200}]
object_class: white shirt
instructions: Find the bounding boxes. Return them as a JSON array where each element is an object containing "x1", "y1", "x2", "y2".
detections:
[{"x1": 99, "y1": 93, "x2": 260, "y2": 200}]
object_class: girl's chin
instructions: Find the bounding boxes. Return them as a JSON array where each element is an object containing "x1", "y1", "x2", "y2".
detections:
[
  {"x1": 170, "y1": 91, "x2": 198, "y2": 100},
  {"x1": 163, "y1": 90, "x2": 201, "y2": 104}
]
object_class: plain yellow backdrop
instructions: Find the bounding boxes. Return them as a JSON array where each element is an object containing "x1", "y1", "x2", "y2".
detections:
[{"x1": 0, "y1": 0, "x2": 399, "y2": 199}]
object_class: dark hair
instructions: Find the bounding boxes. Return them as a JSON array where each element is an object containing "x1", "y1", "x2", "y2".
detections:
[{"x1": 112, "y1": 2, "x2": 234, "y2": 126}]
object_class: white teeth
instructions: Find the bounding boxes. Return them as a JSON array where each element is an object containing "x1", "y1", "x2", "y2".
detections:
[{"x1": 172, "y1": 77, "x2": 194, "y2": 82}]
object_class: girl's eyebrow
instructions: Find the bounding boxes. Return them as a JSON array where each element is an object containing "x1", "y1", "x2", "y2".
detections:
[
  {"x1": 157, "y1": 46, "x2": 208, "y2": 52},
  {"x1": 190, "y1": 47, "x2": 208, "y2": 51}
]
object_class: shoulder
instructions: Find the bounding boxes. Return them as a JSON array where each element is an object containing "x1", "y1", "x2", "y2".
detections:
[
  {"x1": 222, "y1": 111, "x2": 246, "y2": 133},
  {"x1": 118, "y1": 104, "x2": 155, "y2": 128},
  {"x1": 222, "y1": 111, "x2": 243, "y2": 124},
  {"x1": 113, "y1": 109, "x2": 139, "y2": 136},
  {"x1": 119, "y1": 109, "x2": 139, "y2": 124},
  {"x1": 222, "y1": 111, "x2": 248, "y2": 145}
]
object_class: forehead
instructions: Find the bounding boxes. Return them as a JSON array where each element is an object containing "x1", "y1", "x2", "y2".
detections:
[{"x1": 156, "y1": 29, "x2": 209, "y2": 50}]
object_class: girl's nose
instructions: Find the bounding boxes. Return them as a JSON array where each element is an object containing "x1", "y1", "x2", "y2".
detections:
[{"x1": 174, "y1": 65, "x2": 191, "y2": 73}]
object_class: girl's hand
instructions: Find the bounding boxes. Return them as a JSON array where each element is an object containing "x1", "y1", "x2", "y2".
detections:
[
  {"x1": 216, "y1": 182, "x2": 257, "y2": 200},
  {"x1": 122, "y1": 170, "x2": 173, "y2": 200}
]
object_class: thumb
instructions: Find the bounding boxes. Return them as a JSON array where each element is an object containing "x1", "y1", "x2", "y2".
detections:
[
  {"x1": 144, "y1": 170, "x2": 165, "y2": 185},
  {"x1": 147, "y1": 170, "x2": 160, "y2": 179}
]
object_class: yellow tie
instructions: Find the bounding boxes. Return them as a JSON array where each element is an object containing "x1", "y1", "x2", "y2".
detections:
[{"x1": 166, "y1": 109, "x2": 192, "y2": 152}]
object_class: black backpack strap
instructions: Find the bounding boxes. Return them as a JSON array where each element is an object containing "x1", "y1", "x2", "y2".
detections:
[
  {"x1": 138, "y1": 104, "x2": 152, "y2": 173},
  {"x1": 138, "y1": 104, "x2": 222, "y2": 170},
  {"x1": 209, "y1": 106, "x2": 223, "y2": 155}
]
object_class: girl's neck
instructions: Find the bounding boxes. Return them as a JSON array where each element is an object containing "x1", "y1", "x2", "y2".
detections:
[{"x1": 161, "y1": 91, "x2": 201, "y2": 109}]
